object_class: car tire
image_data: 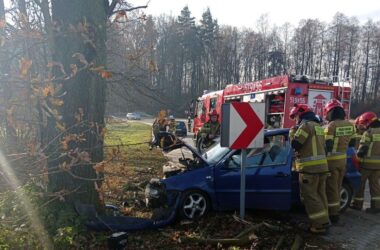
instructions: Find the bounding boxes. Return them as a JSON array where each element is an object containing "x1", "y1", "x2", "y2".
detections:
[
  {"x1": 340, "y1": 182, "x2": 353, "y2": 213},
  {"x1": 179, "y1": 190, "x2": 210, "y2": 220}
]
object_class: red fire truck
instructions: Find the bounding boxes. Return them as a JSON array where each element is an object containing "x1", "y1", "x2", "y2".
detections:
[{"x1": 193, "y1": 74, "x2": 351, "y2": 140}]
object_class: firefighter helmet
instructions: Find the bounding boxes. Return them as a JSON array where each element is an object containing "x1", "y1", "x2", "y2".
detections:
[
  {"x1": 323, "y1": 99, "x2": 343, "y2": 116},
  {"x1": 289, "y1": 104, "x2": 312, "y2": 120},
  {"x1": 354, "y1": 116, "x2": 361, "y2": 125},
  {"x1": 357, "y1": 112, "x2": 378, "y2": 128},
  {"x1": 209, "y1": 109, "x2": 218, "y2": 117}
]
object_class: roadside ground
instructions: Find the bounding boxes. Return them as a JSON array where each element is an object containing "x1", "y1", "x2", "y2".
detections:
[{"x1": 102, "y1": 119, "x2": 380, "y2": 249}]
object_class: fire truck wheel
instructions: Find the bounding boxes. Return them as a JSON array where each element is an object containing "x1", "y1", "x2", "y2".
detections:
[{"x1": 196, "y1": 137, "x2": 208, "y2": 154}]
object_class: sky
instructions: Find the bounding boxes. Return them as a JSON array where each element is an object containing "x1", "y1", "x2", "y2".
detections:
[{"x1": 133, "y1": 0, "x2": 380, "y2": 27}]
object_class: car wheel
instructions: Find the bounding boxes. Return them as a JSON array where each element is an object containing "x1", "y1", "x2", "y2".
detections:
[
  {"x1": 340, "y1": 182, "x2": 353, "y2": 213},
  {"x1": 179, "y1": 190, "x2": 210, "y2": 220}
]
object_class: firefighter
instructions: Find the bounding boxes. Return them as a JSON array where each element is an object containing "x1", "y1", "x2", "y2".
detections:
[
  {"x1": 199, "y1": 110, "x2": 221, "y2": 148},
  {"x1": 323, "y1": 99, "x2": 355, "y2": 223},
  {"x1": 289, "y1": 104, "x2": 330, "y2": 234},
  {"x1": 187, "y1": 116, "x2": 192, "y2": 132},
  {"x1": 168, "y1": 115, "x2": 176, "y2": 134},
  {"x1": 351, "y1": 112, "x2": 380, "y2": 213},
  {"x1": 351, "y1": 113, "x2": 371, "y2": 210},
  {"x1": 353, "y1": 116, "x2": 366, "y2": 150},
  {"x1": 150, "y1": 110, "x2": 168, "y2": 149}
]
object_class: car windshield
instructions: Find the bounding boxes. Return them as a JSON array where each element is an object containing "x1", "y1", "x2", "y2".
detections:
[{"x1": 202, "y1": 142, "x2": 230, "y2": 165}]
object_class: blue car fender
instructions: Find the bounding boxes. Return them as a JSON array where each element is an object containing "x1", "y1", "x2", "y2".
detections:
[{"x1": 163, "y1": 166, "x2": 216, "y2": 208}]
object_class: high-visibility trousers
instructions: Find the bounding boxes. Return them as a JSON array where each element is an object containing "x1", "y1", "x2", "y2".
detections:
[
  {"x1": 326, "y1": 158, "x2": 346, "y2": 216},
  {"x1": 299, "y1": 173, "x2": 330, "y2": 228},
  {"x1": 353, "y1": 169, "x2": 380, "y2": 209}
]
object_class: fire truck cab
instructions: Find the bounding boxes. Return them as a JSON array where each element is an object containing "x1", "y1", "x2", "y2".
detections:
[{"x1": 193, "y1": 75, "x2": 351, "y2": 140}]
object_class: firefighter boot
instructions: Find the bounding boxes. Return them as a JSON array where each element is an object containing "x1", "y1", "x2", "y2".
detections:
[
  {"x1": 351, "y1": 169, "x2": 370, "y2": 210},
  {"x1": 309, "y1": 226, "x2": 329, "y2": 235},
  {"x1": 297, "y1": 222, "x2": 329, "y2": 235}
]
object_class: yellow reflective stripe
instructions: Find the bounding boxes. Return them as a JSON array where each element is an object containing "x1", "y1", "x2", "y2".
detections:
[
  {"x1": 354, "y1": 198, "x2": 364, "y2": 201},
  {"x1": 325, "y1": 135, "x2": 334, "y2": 140},
  {"x1": 368, "y1": 142, "x2": 373, "y2": 157},
  {"x1": 309, "y1": 210, "x2": 328, "y2": 220},
  {"x1": 289, "y1": 129, "x2": 296, "y2": 140},
  {"x1": 335, "y1": 126, "x2": 354, "y2": 136},
  {"x1": 332, "y1": 137, "x2": 339, "y2": 153},
  {"x1": 298, "y1": 155, "x2": 326, "y2": 162},
  {"x1": 354, "y1": 134, "x2": 362, "y2": 139},
  {"x1": 312, "y1": 135, "x2": 317, "y2": 156},
  {"x1": 295, "y1": 129, "x2": 308, "y2": 138},
  {"x1": 361, "y1": 134, "x2": 371, "y2": 143},
  {"x1": 362, "y1": 159, "x2": 380, "y2": 164},
  {"x1": 371, "y1": 197, "x2": 380, "y2": 201},
  {"x1": 372, "y1": 134, "x2": 380, "y2": 141},
  {"x1": 327, "y1": 154, "x2": 346, "y2": 161},
  {"x1": 296, "y1": 159, "x2": 328, "y2": 168},
  {"x1": 328, "y1": 202, "x2": 340, "y2": 207},
  {"x1": 315, "y1": 126, "x2": 324, "y2": 136}
]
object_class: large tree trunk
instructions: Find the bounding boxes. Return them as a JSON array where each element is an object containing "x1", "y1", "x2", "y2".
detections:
[{"x1": 48, "y1": 0, "x2": 107, "y2": 205}]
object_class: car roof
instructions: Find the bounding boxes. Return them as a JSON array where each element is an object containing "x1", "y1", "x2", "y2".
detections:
[{"x1": 265, "y1": 128, "x2": 290, "y2": 136}]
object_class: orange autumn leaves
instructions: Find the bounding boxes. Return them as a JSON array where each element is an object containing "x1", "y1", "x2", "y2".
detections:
[{"x1": 20, "y1": 53, "x2": 112, "y2": 81}]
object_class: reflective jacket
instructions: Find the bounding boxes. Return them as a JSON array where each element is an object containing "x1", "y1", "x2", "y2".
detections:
[
  {"x1": 168, "y1": 120, "x2": 176, "y2": 133},
  {"x1": 353, "y1": 130, "x2": 363, "y2": 150},
  {"x1": 293, "y1": 121, "x2": 328, "y2": 173},
  {"x1": 201, "y1": 121, "x2": 220, "y2": 137},
  {"x1": 358, "y1": 127, "x2": 380, "y2": 170},
  {"x1": 324, "y1": 120, "x2": 355, "y2": 161}
]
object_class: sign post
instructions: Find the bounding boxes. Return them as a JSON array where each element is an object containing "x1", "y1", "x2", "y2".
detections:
[
  {"x1": 240, "y1": 149, "x2": 247, "y2": 219},
  {"x1": 221, "y1": 102, "x2": 265, "y2": 219}
]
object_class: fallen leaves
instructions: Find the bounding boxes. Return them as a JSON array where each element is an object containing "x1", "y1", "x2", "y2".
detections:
[{"x1": 93, "y1": 161, "x2": 106, "y2": 174}]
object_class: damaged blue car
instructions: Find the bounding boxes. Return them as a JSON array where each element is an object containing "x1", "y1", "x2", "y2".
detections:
[{"x1": 145, "y1": 129, "x2": 361, "y2": 220}]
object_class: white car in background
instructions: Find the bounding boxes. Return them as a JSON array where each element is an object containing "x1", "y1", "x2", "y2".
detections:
[{"x1": 126, "y1": 112, "x2": 141, "y2": 120}]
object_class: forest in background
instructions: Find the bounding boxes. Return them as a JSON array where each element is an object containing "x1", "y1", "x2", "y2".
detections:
[{"x1": 107, "y1": 7, "x2": 380, "y2": 117}]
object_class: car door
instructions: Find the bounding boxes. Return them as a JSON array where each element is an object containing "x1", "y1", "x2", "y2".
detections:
[
  {"x1": 245, "y1": 134, "x2": 292, "y2": 210},
  {"x1": 213, "y1": 134, "x2": 293, "y2": 211},
  {"x1": 213, "y1": 149, "x2": 242, "y2": 209}
]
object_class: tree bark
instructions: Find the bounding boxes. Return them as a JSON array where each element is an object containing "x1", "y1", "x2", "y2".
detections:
[{"x1": 49, "y1": 0, "x2": 107, "y2": 205}]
